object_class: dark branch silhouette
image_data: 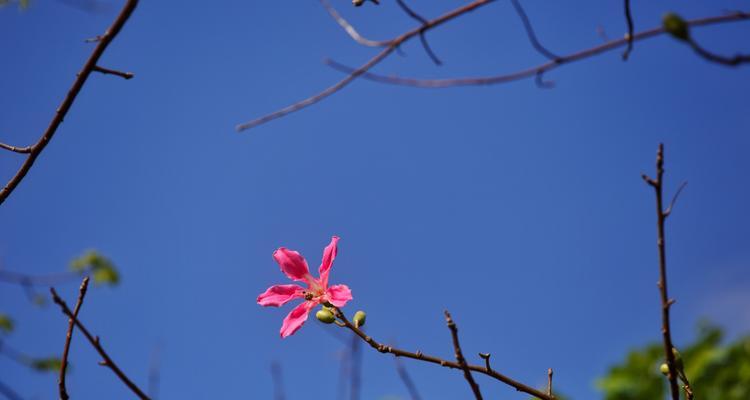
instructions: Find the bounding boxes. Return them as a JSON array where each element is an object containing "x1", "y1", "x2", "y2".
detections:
[
  {"x1": 622, "y1": 0, "x2": 634, "y2": 59},
  {"x1": 58, "y1": 277, "x2": 90, "y2": 400},
  {"x1": 236, "y1": 0, "x2": 495, "y2": 132},
  {"x1": 395, "y1": 0, "x2": 443, "y2": 65},
  {"x1": 50, "y1": 285, "x2": 151, "y2": 400},
  {"x1": 0, "y1": 0, "x2": 139, "y2": 205},
  {"x1": 510, "y1": 0, "x2": 559, "y2": 60},
  {"x1": 641, "y1": 144, "x2": 683, "y2": 400},
  {"x1": 444, "y1": 311, "x2": 483, "y2": 400},
  {"x1": 395, "y1": 356, "x2": 422, "y2": 400},
  {"x1": 324, "y1": 11, "x2": 749, "y2": 88},
  {"x1": 330, "y1": 306, "x2": 554, "y2": 400}
]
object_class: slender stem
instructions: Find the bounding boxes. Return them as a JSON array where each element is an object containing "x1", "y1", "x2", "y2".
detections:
[
  {"x1": 236, "y1": 0, "x2": 496, "y2": 131},
  {"x1": 687, "y1": 38, "x2": 750, "y2": 66},
  {"x1": 92, "y1": 65, "x2": 134, "y2": 80},
  {"x1": 444, "y1": 311, "x2": 483, "y2": 400},
  {"x1": 641, "y1": 143, "x2": 681, "y2": 400},
  {"x1": 395, "y1": 357, "x2": 422, "y2": 400},
  {"x1": 510, "y1": 0, "x2": 559, "y2": 60},
  {"x1": 622, "y1": 0, "x2": 634, "y2": 59},
  {"x1": 0, "y1": 0, "x2": 139, "y2": 205},
  {"x1": 58, "y1": 277, "x2": 90, "y2": 400},
  {"x1": 325, "y1": 11, "x2": 750, "y2": 88},
  {"x1": 0, "y1": 269, "x2": 81, "y2": 287},
  {"x1": 330, "y1": 306, "x2": 553, "y2": 400},
  {"x1": 50, "y1": 287, "x2": 151, "y2": 400}
]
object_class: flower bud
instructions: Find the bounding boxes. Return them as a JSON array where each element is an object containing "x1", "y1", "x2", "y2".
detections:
[
  {"x1": 672, "y1": 347, "x2": 684, "y2": 371},
  {"x1": 663, "y1": 13, "x2": 690, "y2": 41},
  {"x1": 352, "y1": 0, "x2": 365, "y2": 7},
  {"x1": 659, "y1": 363, "x2": 670, "y2": 376},
  {"x1": 353, "y1": 310, "x2": 366, "y2": 328},
  {"x1": 316, "y1": 308, "x2": 336, "y2": 324}
]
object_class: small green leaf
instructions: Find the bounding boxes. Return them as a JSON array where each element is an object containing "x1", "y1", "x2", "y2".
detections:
[
  {"x1": 663, "y1": 13, "x2": 690, "y2": 41},
  {"x1": 31, "y1": 357, "x2": 62, "y2": 372},
  {"x1": 32, "y1": 294, "x2": 47, "y2": 307},
  {"x1": 70, "y1": 250, "x2": 120, "y2": 286},
  {"x1": 0, "y1": 314, "x2": 14, "y2": 334}
]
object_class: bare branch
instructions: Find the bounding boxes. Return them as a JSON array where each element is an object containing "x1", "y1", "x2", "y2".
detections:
[
  {"x1": 330, "y1": 306, "x2": 554, "y2": 400},
  {"x1": 92, "y1": 65, "x2": 134, "y2": 80},
  {"x1": 58, "y1": 277, "x2": 90, "y2": 400},
  {"x1": 687, "y1": 38, "x2": 750, "y2": 66},
  {"x1": 270, "y1": 361, "x2": 285, "y2": 400},
  {"x1": 0, "y1": 0, "x2": 139, "y2": 206},
  {"x1": 642, "y1": 143, "x2": 681, "y2": 400},
  {"x1": 394, "y1": 356, "x2": 422, "y2": 400},
  {"x1": 325, "y1": 11, "x2": 749, "y2": 88},
  {"x1": 622, "y1": 0, "x2": 634, "y2": 60},
  {"x1": 444, "y1": 311, "x2": 483, "y2": 400},
  {"x1": 510, "y1": 0, "x2": 559, "y2": 60},
  {"x1": 319, "y1": 0, "x2": 390, "y2": 47},
  {"x1": 0, "y1": 379, "x2": 24, "y2": 400},
  {"x1": 664, "y1": 181, "x2": 688, "y2": 217},
  {"x1": 547, "y1": 368, "x2": 553, "y2": 397},
  {"x1": 236, "y1": 0, "x2": 496, "y2": 132},
  {"x1": 0, "y1": 142, "x2": 32, "y2": 154},
  {"x1": 50, "y1": 287, "x2": 151, "y2": 400},
  {"x1": 395, "y1": 0, "x2": 442, "y2": 65}
]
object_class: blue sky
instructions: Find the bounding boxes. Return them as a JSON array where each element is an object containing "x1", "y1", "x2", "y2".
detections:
[{"x1": 1, "y1": 1, "x2": 749, "y2": 399}]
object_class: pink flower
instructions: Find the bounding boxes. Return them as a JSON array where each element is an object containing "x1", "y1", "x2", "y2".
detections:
[{"x1": 257, "y1": 236, "x2": 353, "y2": 338}]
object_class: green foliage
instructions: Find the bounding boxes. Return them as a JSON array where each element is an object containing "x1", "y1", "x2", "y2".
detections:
[
  {"x1": 663, "y1": 12, "x2": 690, "y2": 41},
  {"x1": 70, "y1": 250, "x2": 120, "y2": 286},
  {"x1": 0, "y1": 313, "x2": 14, "y2": 334},
  {"x1": 0, "y1": 0, "x2": 30, "y2": 9},
  {"x1": 30, "y1": 356, "x2": 62, "y2": 372},
  {"x1": 597, "y1": 323, "x2": 750, "y2": 400}
]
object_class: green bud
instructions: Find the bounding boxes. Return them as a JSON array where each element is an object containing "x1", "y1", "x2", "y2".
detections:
[
  {"x1": 672, "y1": 347, "x2": 684, "y2": 371},
  {"x1": 0, "y1": 314, "x2": 14, "y2": 334},
  {"x1": 316, "y1": 308, "x2": 335, "y2": 324},
  {"x1": 663, "y1": 13, "x2": 690, "y2": 41},
  {"x1": 353, "y1": 310, "x2": 366, "y2": 328},
  {"x1": 660, "y1": 362, "x2": 670, "y2": 376},
  {"x1": 31, "y1": 357, "x2": 63, "y2": 373}
]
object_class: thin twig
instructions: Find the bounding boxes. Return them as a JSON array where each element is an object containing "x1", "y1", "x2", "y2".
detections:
[
  {"x1": 687, "y1": 38, "x2": 750, "y2": 66},
  {"x1": 0, "y1": 142, "x2": 32, "y2": 154},
  {"x1": 510, "y1": 0, "x2": 559, "y2": 60},
  {"x1": 444, "y1": 311, "x2": 483, "y2": 400},
  {"x1": 318, "y1": 0, "x2": 390, "y2": 47},
  {"x1": 50, "y1": 287, "x2": 151, "y2": 400},
  {"x1": 325, "y1": 11, "x2": 750, "y2": 88},
  {"x1": 641, "y1": 143, "x2": 681, "y2": 400},
  {"x1": 236, "y1": 0, "x2": 495, "y2": 131},
  {"x1": 147, "y1": 343, "x2": 163, "y2": 400},
  {"x1": 349, "y1": 331, "x2": 362, "y2": 400},
  {"x1": 0, "y1": 379, "x2": 24, "y2": 400},
  {"x1": 622, "y1": 0, "x2": 634, "y2": 60},
  {"x1": 0, "y1": 0, "x2": 139, "y2": 206},
  {"x1": 58, "y1": 277, "x2": 90, "y2": 400},
  {"x1": 330, "y1": 306, "x2": 553, "y2": 400},
  {"x1": 270, "y1": 361, "x2": 285, "y2": 400},
  {"x1": 547, "y1": 368, "x2": 553, "y2": 397},
  {"x1": 395, "y1": 0, "x2": 442, "y2": 65},
  {"x1": 395, "y1": 357, "x2": 422, "y2": 400},
  {"x1": 92, "y1": 65, "x2": 134, "y2": 80},
  {"x1": 0, "y1": 269, "x2": 81, "y2": 287}
]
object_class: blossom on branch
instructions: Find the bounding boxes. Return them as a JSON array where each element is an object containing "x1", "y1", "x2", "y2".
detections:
[{"x1": 257, "y1": 236, "x2": 352, "y2": 338}]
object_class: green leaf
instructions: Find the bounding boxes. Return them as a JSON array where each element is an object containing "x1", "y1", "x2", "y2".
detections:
[
  {"x1": 70, "y1": 250, "x2": 120, "y2": 286},
  {"x1": 663, "y1": 12, "x2": 690, "y2": 41},
  {"x1": 0, "y1": 314, "x2": 14, "y2": 334},
  {"x1": 31, "y1": 357, "x2": 62, "y2": 372}
]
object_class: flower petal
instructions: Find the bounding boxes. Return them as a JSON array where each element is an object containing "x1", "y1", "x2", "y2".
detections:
[
  {"x1": 319, "y1": 236, "x2": 339, "y2": 287},
  {"x1": 280, "y1": 301, "x2": 314, "y2": 338},
  {"x1": 273, "y1": 247, "x2": 310, "y2": 282},
  {"x1": 257, "y1": 284, "x2": 305, "y2": 307},
  {"x1": 326, "y1": 284, "x2": 352, "y2": 307}
]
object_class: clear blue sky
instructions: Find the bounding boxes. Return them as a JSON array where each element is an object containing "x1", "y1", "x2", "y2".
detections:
[{"x1": 1, "y1": 1, "x2": 749, "y2": 399}]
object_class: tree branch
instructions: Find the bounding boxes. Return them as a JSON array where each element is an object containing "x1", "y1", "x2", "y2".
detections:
[
  {"x1": 235, "y1": 0, "x2": 495, "y2": 132},
  {"x1": 0, "y1": 0, "x2": 139, "y2": 206},
  {"x1": 395, "y1": 0, "x2": 442, "y2": 65},
  {"x1": 50, "y1": 286, "x2": 150, "y2": 400},
  {"x1": 0, "y1": 142, "x2": 32, "y2": 154},
  {"x1": 622, "y1": 0, "x2": 634, "y2": 60},
  {"x1": 394, "y1": 356, "x2": 422, "y2": 400},
  {"x1": 330, "y1": 306, "x2": 553, "y2": 400},
  {"x1": 687, "y1": 38, "x2": 750, "y2": 66},
  {"x1": 510, "y1": 0, "x2": 559, "y2": 60},
  {"x1": 318, "y1": 0, "x2": 390, "y2": 47},
  {"x1": 324, "y1": 11, "x2": 749, "y2": 88},
  {"x1": 92, "y1": 65, "x2": 134, "y2": 80},
  {"x1": 640, "y1": 143, "x2": 681, "y2": 400},
  {"x1": 58, "y1": 277, "x2": 90, "y2": 400},
  {"x1": 444, "y1": 311, "x2": 483, "y2": 400}
]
